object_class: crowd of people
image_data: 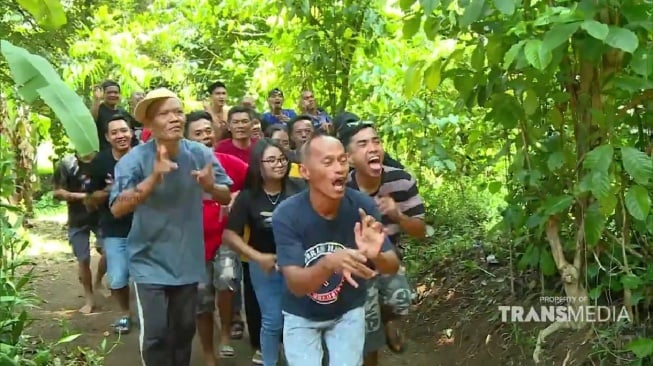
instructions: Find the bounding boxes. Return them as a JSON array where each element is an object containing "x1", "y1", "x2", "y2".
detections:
[{"x1": 52, "y1": 80, "x2": 426, "y2": 366}]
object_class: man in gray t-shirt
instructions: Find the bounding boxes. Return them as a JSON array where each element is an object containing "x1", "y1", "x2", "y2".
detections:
[{"x1": 109, "y1": 88, "x2": 233, "y2": 366}]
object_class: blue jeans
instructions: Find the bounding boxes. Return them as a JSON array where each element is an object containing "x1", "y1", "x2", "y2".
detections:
[
  {"x1": 283, "y1": 306, "x2": 365, "y2": 366},
  {"x1": 249, "y1": 261, "x2": 283, "y2": 366},
  {"x1": 103, "y1": 237, "x2": 129, "y2": 289}
]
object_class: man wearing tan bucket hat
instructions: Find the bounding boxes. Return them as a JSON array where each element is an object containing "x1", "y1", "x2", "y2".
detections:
[{"x1": 109, "y1": 88, "x2": 233, "y2": 366}]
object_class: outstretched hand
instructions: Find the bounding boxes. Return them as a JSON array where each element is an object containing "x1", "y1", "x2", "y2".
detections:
[
  {"x1": 191, "y1": 162, "x2": 214, "y2": 191},
  {"x1": 354, "y1": 208, "x2": 386, "y2": 259}
]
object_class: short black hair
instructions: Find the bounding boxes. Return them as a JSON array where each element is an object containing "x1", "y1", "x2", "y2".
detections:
[
  {"x1": 333, "y1": 111, "x2": 360, "y2": 136},
  {"x1": 208, "y1": 81, "x2": 226, "y2": 95},
  {"x1": 268, "y1": 88, "x2": 283, "y2": 97},
  {"x1": 101, "y1": 80, "x2": 120, "y2": 91},
  {"x1": 334, "y1": 112, "x2": 375, "y2": 147},
  {"x1": 106, "y1": 114, "x2": 128, "y2": 129},
  {"x1": 264, "y1": 124, "x2": 287, "y2": 138},
  {"x1": 287, "y1": 114, "x2": 314, "y2": 134},
  {"x1": 184, "y1": 110, "x2": 212, "y2": 137},
  {"x1": 227, "y1": 106, "x2": 255, "y2": 123}
]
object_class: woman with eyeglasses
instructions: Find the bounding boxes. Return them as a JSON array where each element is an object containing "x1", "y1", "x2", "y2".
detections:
[
  {"x1": 222, "y1": 138, "x2": 305, "y2": 366},
  {"x1": 264, "y1": 125, "x2": 302, "y2": 178}
]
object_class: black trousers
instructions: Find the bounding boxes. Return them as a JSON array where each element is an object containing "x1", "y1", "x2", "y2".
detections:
[
  {"x1": 242, "y1": 261, "x2": 262, "y2": 350},
  {"x1": 134, "y1": 283, "x2": 198, "y2": 366}
]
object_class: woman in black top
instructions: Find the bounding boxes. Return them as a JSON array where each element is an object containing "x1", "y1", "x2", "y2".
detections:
[{"x1": 223, "y1": 138, "x2": 305, "y2": 366}]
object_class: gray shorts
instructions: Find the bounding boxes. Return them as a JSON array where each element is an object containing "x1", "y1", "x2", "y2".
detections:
[
  {"x1": 364, "y1": 266, "x2": 412, "y2": 354},
  {"x1": 197, "y1": 261, "x2": 216, "y2": 314},
  {"x1": 213, "y1": 245, "x2": 243, "y2": 292},
  {"x1": 67, "y1": 225, "x2": 103, "y2": 262}
]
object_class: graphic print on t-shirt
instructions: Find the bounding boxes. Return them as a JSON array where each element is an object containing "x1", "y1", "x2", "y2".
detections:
[
  {"x1": 305, "y1": 242, "x2": 346, "y2": 305},
  {"x1": 260, "y1": 211, "x2": 273, "y2": 228}
]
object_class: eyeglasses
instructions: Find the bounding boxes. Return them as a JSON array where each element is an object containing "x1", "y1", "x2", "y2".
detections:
[{"x1": 261, "y1": 157, "x2": 288, "y2": 165}]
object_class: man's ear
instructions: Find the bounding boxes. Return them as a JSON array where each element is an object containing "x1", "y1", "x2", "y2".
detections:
[{"x1": 299, "y1": 163, "x2": 309, "y2": 180}]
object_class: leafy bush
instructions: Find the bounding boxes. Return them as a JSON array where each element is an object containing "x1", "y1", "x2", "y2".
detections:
[{"x1": 0, "y1": 136, "x2": 109, "y2": 365}]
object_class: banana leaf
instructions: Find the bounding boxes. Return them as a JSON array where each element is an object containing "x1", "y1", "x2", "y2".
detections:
[{"x1": 1, "y1": 40, "x2": 99, "y2": 155}]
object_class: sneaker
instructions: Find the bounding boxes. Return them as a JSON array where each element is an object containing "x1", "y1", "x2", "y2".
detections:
[{"x1": 252, "y1": 350, "x2": 263, "y2": 365}]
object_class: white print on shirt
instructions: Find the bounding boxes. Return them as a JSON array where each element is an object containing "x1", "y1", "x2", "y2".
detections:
[{"x1": 304, "y1": 242, "x2": 346, "y2": 305}]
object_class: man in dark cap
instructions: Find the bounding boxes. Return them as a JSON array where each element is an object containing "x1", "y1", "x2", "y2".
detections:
[{"x1": 261, "y1": 88, "x2": 297, "y2": 129}]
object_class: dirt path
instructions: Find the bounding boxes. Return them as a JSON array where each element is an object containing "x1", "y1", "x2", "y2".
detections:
[{"x1": 26, "y1": 216, "x2": 429, "y2": 366}]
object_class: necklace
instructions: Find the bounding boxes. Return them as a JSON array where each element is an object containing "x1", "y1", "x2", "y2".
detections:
[{"x1": 266, "y1": 191, "x2": 281, "y2": 205}]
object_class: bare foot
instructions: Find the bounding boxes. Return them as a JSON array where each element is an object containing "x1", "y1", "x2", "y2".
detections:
[
  {"x1": 95, "y1": 281, "x2": 110, "y2": 297},
  {"x1": 79, "y1": 303, "x2": 94, "y2": 314}
]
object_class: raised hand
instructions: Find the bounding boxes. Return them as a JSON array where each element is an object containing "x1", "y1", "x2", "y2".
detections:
[
  {"x1": 354, "y1": 208, "x2": 386, "y2": 259},
  {"x1": 153, "y1": 145, "x2": 178, "y2": 176},
  {"x1": 375, "y1": 195, "x2": 400, "y2": 221},
  {"x1": 93, "y1": 86, "x2": 103, "y2": 101},
  {"x1": 191, "y1": 162, "x2": 214, "y2": 191}
]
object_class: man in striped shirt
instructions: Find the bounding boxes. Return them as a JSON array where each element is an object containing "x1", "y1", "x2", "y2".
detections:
[{"x1": 340, "y1": 120, "x2": 426, "y2": 366}]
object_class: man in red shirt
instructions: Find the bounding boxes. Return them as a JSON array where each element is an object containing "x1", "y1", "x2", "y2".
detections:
[
  {"x1": 184, "y1": 111, "x2": 248, "y2": 365},
  {"x1": 215, "y1": 106, "x2": 257, "y2": 164}
]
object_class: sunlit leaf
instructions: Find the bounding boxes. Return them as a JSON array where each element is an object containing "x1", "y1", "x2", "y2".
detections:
[
  {"x1": 403, "y1": 16, "x2": 422, "y2": 39},
  {"x1": 630, "y1": 46, "x2": 653, "y2": 77},
  {"x1": 493, "y1": 0, "x2": 514, "y2": 15},
  {"x1": 542, "y1": 22, "x2": 580, "y2": 52},
  {"x1": 625, "y1": 185, "x2": 651, "y2": 221},
  {"x1": 460, "y1": 0, "x2": 486, "y2": 28},
  {"x1": 583, "y1": 144, "x2": 613, "y2": 172},
  {"x1": 16, "y1": 0, "x2": 67, "y2": 30},
  {"x1": 524, "y1": 39, "x2": 552, "y2": 70},
  {"x1": 580, "y1": 20, "x2": 609, "y2": 41},
  {"x1": 424, "y1": 61, "x2": 442, "y2": 90},
  {"x1": 605, "y1": 26, "x2": 639, "y2": 53},
  {"x1": 621, "y1": 147, "x2": 653, "y2": 185},
  {"x1": 626, "y1": 338, "x2": 653, "y2": 359},
  {"x1": 420, "y1": 0, "x2": 439, "y2": 14}
]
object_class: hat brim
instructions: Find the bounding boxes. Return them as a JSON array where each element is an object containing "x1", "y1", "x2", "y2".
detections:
[{"x1": 134, "y1": 96, "x2": 174, "y2": 125}]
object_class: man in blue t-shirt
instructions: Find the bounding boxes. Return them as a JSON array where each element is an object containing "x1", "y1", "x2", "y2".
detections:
[
  {"x1": 272, "y1": 133, "x2": 400, "y2": 365},
  {"x1": 261, "y1": 88, "x2": 297, "y2": 129},
  {"x1": 109, "y1": 88, "x2": 233, "y2": 366}
]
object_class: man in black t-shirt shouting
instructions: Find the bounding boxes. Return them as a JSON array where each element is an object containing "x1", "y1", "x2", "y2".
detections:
[
  {"x1": 271, "y1": 133, "x2": 401, "y2": 365},
  {"x1": 53, "y1": 153, "x2": 105, "y2": 314},
  {"x1": 86, "y1": 115, "x2": 135, "y2": 334}
]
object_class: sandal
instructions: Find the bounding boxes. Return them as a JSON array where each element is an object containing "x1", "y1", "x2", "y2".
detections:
[
  {"x1": 218, "y1": 344, "x2": 235, "y2": 358},
  {"x1": 114, "y1": 316, "x2": 131, "y2": 335},
  {"x1": 385, "y1": 322, "x2": 406, "y2": 354},
  {"x1": 230, "y1": 320, "x2": 244, "y2": 340}
]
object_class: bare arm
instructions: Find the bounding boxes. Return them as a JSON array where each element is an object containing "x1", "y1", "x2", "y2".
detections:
[
  {"x1": 207, "y1": 183, "x2": 232, "y2": 205},
  {"x1": 53, "y1": 189, "x2": 86, "y2": 202},
  {"x1": 223, "y1": 229, "x2": 265, "y2": 262},
  {"x1": 281, "y1": 261, "x2": 335, "y2": 297},
  {"x1": 110, "y1": 173, "x2": 160, "y2": 218},
  {"x1": 398, "y1": 214, "x2": 426, "y2": 239},
  {"x1": 370, "y1": 249, "x2": 400, "y2": 275}
]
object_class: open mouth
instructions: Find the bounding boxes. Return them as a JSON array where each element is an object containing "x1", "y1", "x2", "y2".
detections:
[
  {"x1": 332, "y1": 177, "x2": 346, "y2": 192},
  {"x1": 115, "y1": 138, "x2": 128, "y2": 145},
  {"x1": 367, "y1": 156, "x2": 382, "y2": 172}
]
